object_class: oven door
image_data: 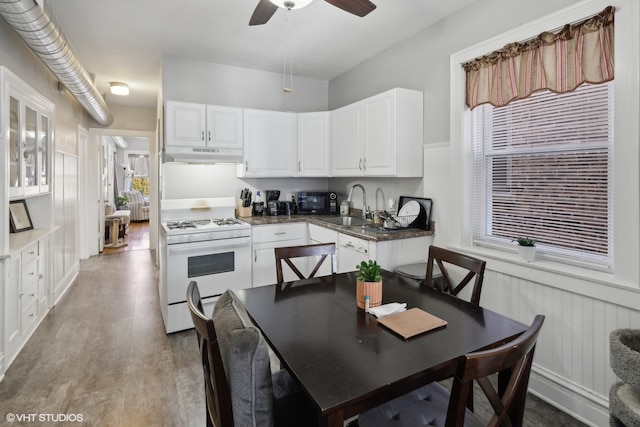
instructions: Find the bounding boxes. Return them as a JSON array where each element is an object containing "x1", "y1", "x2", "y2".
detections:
[{"x1": 166, "y1": 236, "x2": 251, "y2": 304}]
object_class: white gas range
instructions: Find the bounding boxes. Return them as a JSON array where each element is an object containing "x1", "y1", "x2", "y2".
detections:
[{"x1": 159, "y1": 197, "x2": 252, "y2": 333}]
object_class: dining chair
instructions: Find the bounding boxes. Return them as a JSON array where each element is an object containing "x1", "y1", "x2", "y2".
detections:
[
  {"x1": 275, "y1": 242, "x2": 337, "y2": 284},
  {"x1": 357, "y1": 314, "x2": 545, "y2": 427},
  {"x1": 426, "y1": 245, "x2": 487, "y2": 306},
  {"x1": 186, "y1": 281, "x2": 233, "y2": 427},
  {"x1": 187, "y1": 282, "x2": 316, "y2": 427}
]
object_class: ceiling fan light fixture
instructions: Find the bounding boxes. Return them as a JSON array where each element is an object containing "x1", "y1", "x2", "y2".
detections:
[
  {"x1": 269, "y1": 0, "x2": 313, "y2": 10},
  {"x1": 110, "y1": 82, "x2": 129, "y2": 96}
]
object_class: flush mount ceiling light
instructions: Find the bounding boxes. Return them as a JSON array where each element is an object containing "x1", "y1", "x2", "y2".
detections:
[
  {"x1": 269, "y1": 0, "x2": 313, "y2": 9},
  {"x1": 110, "y1": 82, "x2": 129, "y2": 96}
]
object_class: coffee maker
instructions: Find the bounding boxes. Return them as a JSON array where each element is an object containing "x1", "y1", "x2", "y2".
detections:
[{"x1": 265, "y1": 190, "x2": 281, "y2": 216}]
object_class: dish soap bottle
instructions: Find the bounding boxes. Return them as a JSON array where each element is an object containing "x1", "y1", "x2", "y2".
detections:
[{"x1": 340, "y1": 200, "x2": 349, "y2": 216}]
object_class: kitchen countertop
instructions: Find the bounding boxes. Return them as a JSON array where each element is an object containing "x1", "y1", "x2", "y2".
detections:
[{"x1": 239, "y1": 214, "x2": 434, "y2": 242}]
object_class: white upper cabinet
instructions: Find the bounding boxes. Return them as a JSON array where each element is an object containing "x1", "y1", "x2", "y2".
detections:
[
  {"x1": 331, "y1": 102, "x2": 363, "y2": 176},
  {"x1": 297, "y1": 112, "x2": 330, "y2": 177},
  {"x1": 239, "y1": 109, "x2": 296, "y2": 177},
  {"x1": 7, "y1": 78, "x2": 53, "y2": 199},
  {"x1": 164, "y1": 101, "x2": 206, "y2": 147},
  {"x1": 164, "y1": 101, "x2": 243, "y2": 162},
  {"x1": 331, "y1": 88, "x2": 423, "y2": 177}
]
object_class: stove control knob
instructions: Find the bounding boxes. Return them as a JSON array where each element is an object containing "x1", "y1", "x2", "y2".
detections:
[
  {"x1": 187, "y1": 235, "x2": 194, "y2": 242},
  {"x1": 209, "y1": 233, "x2": 215, "y2": 240}
]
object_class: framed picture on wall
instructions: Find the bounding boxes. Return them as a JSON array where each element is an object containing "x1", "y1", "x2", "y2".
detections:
[{"x1": 9, "y1": 200, "x2": 34, "y2": 233}]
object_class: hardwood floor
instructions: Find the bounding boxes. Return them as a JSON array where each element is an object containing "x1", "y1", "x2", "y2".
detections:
[
  {"x1": 102, "y1": 220, "x2": 150, "y2": 254},
  {"x1": 0, "y1": 246, "x2": 588, "y2": 426}
]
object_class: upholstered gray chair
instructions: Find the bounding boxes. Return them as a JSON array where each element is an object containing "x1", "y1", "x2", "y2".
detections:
[{"x1": 187, "y1": 282, "x2": 315, "y2": 427}]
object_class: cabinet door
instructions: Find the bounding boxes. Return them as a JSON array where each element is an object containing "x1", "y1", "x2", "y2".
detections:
[
  {"x1": 23, "y1": 104, "x2": 39, "y2": 195},
  {"x1": 8, "y1": 96, "x2": 23, "y2": 198},
  {"x1": 331, "y1": 103, "x2": 363, "y2": 176},
  {"x1": 242, "y1": 109, "x2": 296, "y2": 177},
  {"x1": 252, "y1": 238, "x2": 307, "y2": 287},
  {"x1": 39, "y1": 114, "x2": 51, "y2": 193},
  {"x1": 206, "y1": 105, "x2": 243, "y2": 150},
  {"x1": 165, "y1": 101, "x2": 207, "y2": 147},
  {"x1": 5, "y1": 256, "x2": 21, "y2": 363},
  {"x1": 363, "y1": 90, "x2": 397, "y2": 176},
  {"x1": 297, "y1": 112, "x2": 330, "y2": 176}
]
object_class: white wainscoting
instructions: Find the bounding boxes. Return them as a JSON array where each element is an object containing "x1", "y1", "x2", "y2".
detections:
[{"x1": 479, "y1": 268, "x2": 640, "y2": 427}]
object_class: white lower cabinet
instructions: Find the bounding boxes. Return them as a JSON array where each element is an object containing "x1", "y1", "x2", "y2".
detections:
[
  {"x1": 308, "y1": 224, "x2": 339, "y2": 277},
  {"x1": 252, "y1": 223, "x2": 308, "y2": 287},
  {"x1": 3, "y1": 238, "x2": 50, "y2": 370}
]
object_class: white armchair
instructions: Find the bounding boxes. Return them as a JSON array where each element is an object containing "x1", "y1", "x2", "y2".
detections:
[{"x1": 123, "y1": 190, "x2": 149, "y2": 221}]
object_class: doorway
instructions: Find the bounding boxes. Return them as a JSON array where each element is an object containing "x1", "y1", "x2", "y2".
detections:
[{"x1": 81, "y1": 128, "x2": 157, "y2": 259}]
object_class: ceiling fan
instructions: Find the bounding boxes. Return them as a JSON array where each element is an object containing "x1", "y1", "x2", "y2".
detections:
[{"x1": 249, "y1": 0, "x2": 376, "y2": 26}]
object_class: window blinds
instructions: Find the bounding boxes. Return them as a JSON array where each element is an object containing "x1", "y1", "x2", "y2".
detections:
[{"x1": 472, "y1": 82, "x2": 613, "y2": 268}]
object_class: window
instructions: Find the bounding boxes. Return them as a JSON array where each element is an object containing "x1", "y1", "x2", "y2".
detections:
[
  {"x1": 472, "y1": 81, "x2": 613, "y2": 269},
  {"x1": 127, "y1": 154, "x2": 149, "y2": 196}
]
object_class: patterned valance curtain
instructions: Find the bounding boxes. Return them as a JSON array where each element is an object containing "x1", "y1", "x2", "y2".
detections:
[{"x1": 463, "y1": 6, "x2": 614, "y2": 110}]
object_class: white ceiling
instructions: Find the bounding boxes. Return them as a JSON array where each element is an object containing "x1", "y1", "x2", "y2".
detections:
[{"x1": 47, "y1": 0, "x2": 474, "y2": 108}]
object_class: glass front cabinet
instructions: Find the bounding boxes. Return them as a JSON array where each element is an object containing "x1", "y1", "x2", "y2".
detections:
[{"x1": 7, "y1": 77, "x2": 52, "y2": 199}]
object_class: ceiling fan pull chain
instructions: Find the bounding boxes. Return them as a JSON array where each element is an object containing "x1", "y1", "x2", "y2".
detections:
[{"x1": 283, "y1": 10, "x2": 294, "y2": 93}]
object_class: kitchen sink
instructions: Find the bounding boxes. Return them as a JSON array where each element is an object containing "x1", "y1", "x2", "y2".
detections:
[{"x1": 317, "y1": 216, "x2": 371, "y2": 227}]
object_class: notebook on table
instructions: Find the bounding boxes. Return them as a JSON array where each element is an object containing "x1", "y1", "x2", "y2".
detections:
[{"x1": 377, "y1": 307, "x2": 447, "y2": 339}]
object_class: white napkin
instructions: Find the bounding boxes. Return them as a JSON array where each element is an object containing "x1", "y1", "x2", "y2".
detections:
[{"x1": 368, "y1": 302, "x2": 407, "y2": 318}]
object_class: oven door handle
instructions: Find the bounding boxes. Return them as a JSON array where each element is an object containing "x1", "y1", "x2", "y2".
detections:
[{"x1": 168, "y1": 238, "x2": 250, "y2": 255}]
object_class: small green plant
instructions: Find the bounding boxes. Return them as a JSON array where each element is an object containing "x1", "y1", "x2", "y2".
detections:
[
  {"x1": 356, "y1": 260, "x2": 382, "y2": 282},
  {"x1": 115, "y1": 195, "x2": 129, "y2": 208},
  {"x1": 513, "y1": 237, "x2": 536, "y2": 247}
]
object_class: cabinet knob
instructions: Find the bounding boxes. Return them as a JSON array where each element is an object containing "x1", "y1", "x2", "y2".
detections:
[
  {"x1": 254, "y1": 250, "x2": 257, "y2": 262},
  {"x1": 201, "y1": 130, "x2": 205, "y2": 141},
  {"x1": 245, "y1": 160, "x2": 249, "y2": 172},
  {"x1": 298, "y1": 161, "x2": 301, "y2": 172},
  {"x1": 363, "y1": 158, "x2": 367, "y2": 170},
  {"x1": 359, "y1": 159, "x2": 363, "y2": 171},
  {"x1": 39, "y1": 274, "x2": 44, "y2": 279},
  {"x1": 208, "y1": 130, "x2": 211, "y2": 142}
]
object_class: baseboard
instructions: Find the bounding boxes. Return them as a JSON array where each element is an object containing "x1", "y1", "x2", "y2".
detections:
[
  {"x1": 54, "y1": 265, "x2": 79, "y2": 305},
  {"x1": 529, "y1": 365, "x2": 610, "y2": 427}
]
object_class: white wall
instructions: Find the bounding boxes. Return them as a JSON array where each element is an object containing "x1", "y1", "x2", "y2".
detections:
[{"x1": 328, "y1": 0, "x2": 640, "y2": 425}]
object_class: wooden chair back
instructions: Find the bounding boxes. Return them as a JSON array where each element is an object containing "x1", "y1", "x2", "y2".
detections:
[
  {"x1": 186, "y1": 281, "x2": 233, "y2": 427},
  {"x1": 426, "y1": 245, "x2": 486, "y2": 306},
  {"x1": 275, "y1": 243, "x2": 337, "y2": 284},
  {"x1": 446, "y1": 314, "x2": 545, "y2": 427}
]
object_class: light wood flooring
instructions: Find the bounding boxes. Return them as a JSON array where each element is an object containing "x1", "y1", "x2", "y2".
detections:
[
  {"x1": 102, "y1": 220, "x2": 150, "y2": 254},
  {"x1": 0, "y1": 242, "x2": 589, "y2": 426}
]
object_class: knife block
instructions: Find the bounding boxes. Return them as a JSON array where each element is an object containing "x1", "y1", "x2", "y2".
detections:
[{"x1": 236, "y1": 199, "x2": 252, "y2": 218}]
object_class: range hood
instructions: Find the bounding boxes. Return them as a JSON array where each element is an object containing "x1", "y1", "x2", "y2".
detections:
[{"x1": 163, "y1": 146, "x2": 243, "y2": 164}]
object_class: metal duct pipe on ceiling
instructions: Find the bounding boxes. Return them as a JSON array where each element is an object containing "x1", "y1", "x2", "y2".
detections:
[{"x1": 0, "y1": 0, "x2": 113, "y2": 126}]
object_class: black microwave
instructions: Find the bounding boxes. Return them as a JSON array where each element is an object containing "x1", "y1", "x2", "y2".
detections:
[{"x1": 297, "y1": 192, "x2": 338, "y2": 215}]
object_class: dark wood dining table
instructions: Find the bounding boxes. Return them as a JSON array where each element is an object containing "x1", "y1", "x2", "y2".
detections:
[{"x1": 234, "y1": 270, "x2": 528, "y2": 427}]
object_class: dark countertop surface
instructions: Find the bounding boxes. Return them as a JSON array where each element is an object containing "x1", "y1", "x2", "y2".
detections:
[{"x1": 239, "y1": 214, "x2": 434, "y2": 242}]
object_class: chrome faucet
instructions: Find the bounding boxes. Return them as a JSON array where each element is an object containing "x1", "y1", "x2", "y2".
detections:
[{"x1": 347, "y1": 184, "x2": 368, "y2": 219}]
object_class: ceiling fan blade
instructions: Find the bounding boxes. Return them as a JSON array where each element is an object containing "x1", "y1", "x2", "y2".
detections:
[
  {"x1": 249, "y1": 0, "x2": 279, "y2": 26},
  {"x1": 324, "y1": 0, "x2": 376, "y2": 17}
]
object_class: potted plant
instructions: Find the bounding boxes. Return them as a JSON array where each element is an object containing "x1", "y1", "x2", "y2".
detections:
[
  {"x1": 514, "y1": 237, "x2": 536, "y2": 262},
  {"x1": 115, "y1": 195, "x2": 129, "y2": 210},
  {"x1": 355, "y1": 260, "x2": 383, "y2": 309}
]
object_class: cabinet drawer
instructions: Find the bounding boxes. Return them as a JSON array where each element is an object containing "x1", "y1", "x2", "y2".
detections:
[
  {"x1": 22, "y1": 280, "x2": 39, "y2": 308},
  {"x1": 22, "y1": 241, "x2": 39, "y2": 265},
  {"x1": 252, "y1": 223, "x2": 307, "y2": 244},
  {"x1": 21, "y1": 297, "x2": 39, "y2": 334},
  {"x1": 21, "y1": 258, "x2": 39, "y2": 289}
]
